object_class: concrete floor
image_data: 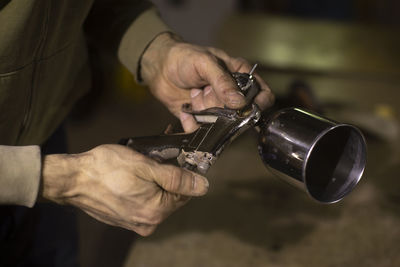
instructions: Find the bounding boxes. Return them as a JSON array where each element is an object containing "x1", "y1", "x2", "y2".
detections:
[{"x1": 66, "y1": 66, "x2": 400, "y2": 266}]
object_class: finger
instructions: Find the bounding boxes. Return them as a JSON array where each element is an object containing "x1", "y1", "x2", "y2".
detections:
[
  {"x1": 130, "y1": 223, "x2": 158, "y2": 236},
  {"x1": 225, "y1": 59, "x2": 274, "y2": 110},
  {"x1": 131, "y1": 224, "x2": 158, "y2": 237},
  {"x1": 190, "y1": 88, "x2": 205, "y2": 111},
  {"x1": 85, "y1": 209, "x2": 157, "y2": 236},
  {"x1": 252, "y1": 73, "x2": 275, "y2": 110},
  {"x1": 226, "y1": 57, "x2": 252, "y2": 73},
  {"x1": 180, "y1": 111, "x2": 199, "y2": 133},
  {"x1": 206, "y1": 48, "x2": 250, "y2": 73},
  {"x1": 150, "y1": 165, "x2": 209, "y2": 196},
  {"x1": 163, "y1": 192, "x2": 191, "y2": 209},
  {"x1": 202, "y1": 85, "x2": 224, "y2": 109},
  {"x1": 254, "y1": 86, "x2": 275, "y2": 110},
  {"x1": 197, "y1": 55, "x2": 246, "y2": 109},
  {"x1": 204, "y1": 50, "x2": 275, "y2": 110},
  {"x1": 223, "y1": 58, "x2": 274, "y2": 109}
]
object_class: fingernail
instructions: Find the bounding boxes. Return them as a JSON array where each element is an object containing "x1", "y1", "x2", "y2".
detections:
[
  {"x1": 204, "y1": 86, "x2": 212, "y2": 96},
  {"x1": 227, "y1": 91, "x2": 245, "y2": 107},
  {"x1": 191, "y1": 89, "x2": 202, "y2": 98},
  {"x1": 193, "y1": 175, "x2": 209, "y2": 195},
  {"x1": 228, "y1": 91, "x2": 245, "y2": 97},
  {"x1": 180, "y1": 112, "x2": 191, "y2": 121}
]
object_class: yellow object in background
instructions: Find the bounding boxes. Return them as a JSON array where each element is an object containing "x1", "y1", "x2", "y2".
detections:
[
  {"x1": 113, "y1": 64, "x2": 149, "y2": 103},
  {"x1": 374, "y1": 104, "x2": 396, "y2": 119}
]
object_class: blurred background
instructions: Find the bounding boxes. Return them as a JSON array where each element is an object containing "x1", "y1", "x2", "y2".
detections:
[{"x1": 68, "y1": 0, "x2": 400, "y2": 266}]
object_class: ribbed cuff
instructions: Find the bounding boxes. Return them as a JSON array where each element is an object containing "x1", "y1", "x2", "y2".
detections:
[
  {"x1": 0, "y1": 145, "x2": 42, "y2": 207},
  {"x1": 117, "y1": 7, "x2": 172, "y2": 83}
]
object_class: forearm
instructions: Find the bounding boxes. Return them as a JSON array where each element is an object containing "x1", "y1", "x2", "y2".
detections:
[{"x1": 0, "y1": 145, "x2": 41, "y2": 207}]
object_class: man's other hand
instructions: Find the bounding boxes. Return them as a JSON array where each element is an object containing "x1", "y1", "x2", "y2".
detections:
[
  {"x1": 140, "y1": 32, "x2": 275, "y2": 132},
  {"x1": 41, "y1": 144, "x2": 209, "y2": 236}
]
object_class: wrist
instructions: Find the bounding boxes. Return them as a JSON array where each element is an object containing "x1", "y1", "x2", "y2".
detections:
[
  {"x1": 140, "y1": 32, "x2": 182, "y2": 84},
  {"x1": 41, "y1": 153, "x2": 84, "y2": 204}
]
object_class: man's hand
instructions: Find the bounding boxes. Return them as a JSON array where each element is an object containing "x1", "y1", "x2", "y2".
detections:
[
  {"x1": 41, "y1": 144, "x2": 209, "y2": 236},
  {"x1": 140, "y1": 32, "x2": 275, "y2": 132}
]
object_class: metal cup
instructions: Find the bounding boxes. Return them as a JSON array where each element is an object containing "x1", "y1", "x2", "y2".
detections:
[{"x1": 258, "y1": 108, "x2": 367, "y2": 203}]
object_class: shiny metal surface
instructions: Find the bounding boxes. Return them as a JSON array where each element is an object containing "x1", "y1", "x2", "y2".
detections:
[
  {"x1": 232, "y1": 67, "x2": 259, "y2": 103},
  {"x1": 122, "y1": 103, "x2": 261, "y2": 174},
  {"x1": 123, "y1": 69, "x2": 367, "y2": 202},
  {"x1": 258, "y1": 108, "x2": 367, "y2": 203}
]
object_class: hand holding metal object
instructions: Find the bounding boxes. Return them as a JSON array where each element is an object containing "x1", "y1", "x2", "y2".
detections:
[
  {"x1": 120, "y1": 65, "x2": 367, "y2": 203},
  {"x1": 120, "y1": 102, "x2": 261, "y2": 174}
]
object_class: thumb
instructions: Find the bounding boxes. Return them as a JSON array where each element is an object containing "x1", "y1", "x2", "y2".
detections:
[
  {"x1": 197, "y1": 57, "x2": 246, "y2": 109},
  {"x1": 150, "y1": 164, "x2": 209, "y2": 196}
]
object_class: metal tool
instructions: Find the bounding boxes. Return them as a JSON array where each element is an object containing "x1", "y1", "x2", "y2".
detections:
[
  {"x1": 121, "y1": 102, "x2": 261, "y2": 174},
  {"x1": 121, "y1": 65, "x2": 367, "y2": 203}
]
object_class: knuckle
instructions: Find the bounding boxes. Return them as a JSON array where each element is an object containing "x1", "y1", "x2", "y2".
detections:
[
  {"x1": 198, "y1": 49, "x2": 218, "y2": 64},
  {"x1": 229, "y1": 57, "x2": 250, "y2": 72},
  {"x1": 152, "y1": 216, "x2": 163, "y2": 225},
  {"x1": 147, "y1": 213, "x2": 163, "y2": 225},
  {"x1": 235, "y1": 57, "x2": 247, "y2": 63},
  {"x1": 210, "y1": 47, "x2": 228, "y2": 58},
  {"x1": 168, "y1": 167, "x2": 184, "y2": 192},
  {"x1": 235, "y1": 57, "x2": 250, "y2": 66},
  {"x1": 135, "y1": 226, "x2": 157, "y2": 237},
  {"x1": 217, "y1": 72, "x2": 232, "y2": 83},
  {"x1": 216, "y1": 74, "x2": 235, "y2": 91},
  {"x1": 269, "y1": 92, "x2": 276, "y2": 106}
]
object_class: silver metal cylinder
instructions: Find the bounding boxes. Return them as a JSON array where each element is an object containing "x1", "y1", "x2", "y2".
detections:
[{"x1": 258, "y1": 108, "x2": 367, "y2": 203}]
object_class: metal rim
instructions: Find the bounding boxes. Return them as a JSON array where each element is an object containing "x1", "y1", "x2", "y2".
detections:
[{"x1": 302, "y1": 124, "x2": 367, "y2": 203}]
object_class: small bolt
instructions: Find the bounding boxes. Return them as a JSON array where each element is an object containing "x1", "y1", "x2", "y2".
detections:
[{"x1": 197, "y1": 161, "x2": 210, "y2": 173}]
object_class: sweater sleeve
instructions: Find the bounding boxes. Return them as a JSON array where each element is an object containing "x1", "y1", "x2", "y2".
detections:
[
  {"x1": 117, "y1": 7, "x2": 172, "y2": 82},
  {"x1": 84, "y1": 1, "x2": 172, "y2": 81},
  {"x1": 0, "y1": 145, "x2": 42, "y2": 207}
]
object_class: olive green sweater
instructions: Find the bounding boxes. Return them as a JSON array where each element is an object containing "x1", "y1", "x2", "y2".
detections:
[{"x1": 0, "y1": 0, "x2": 170, "y2": 207}]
